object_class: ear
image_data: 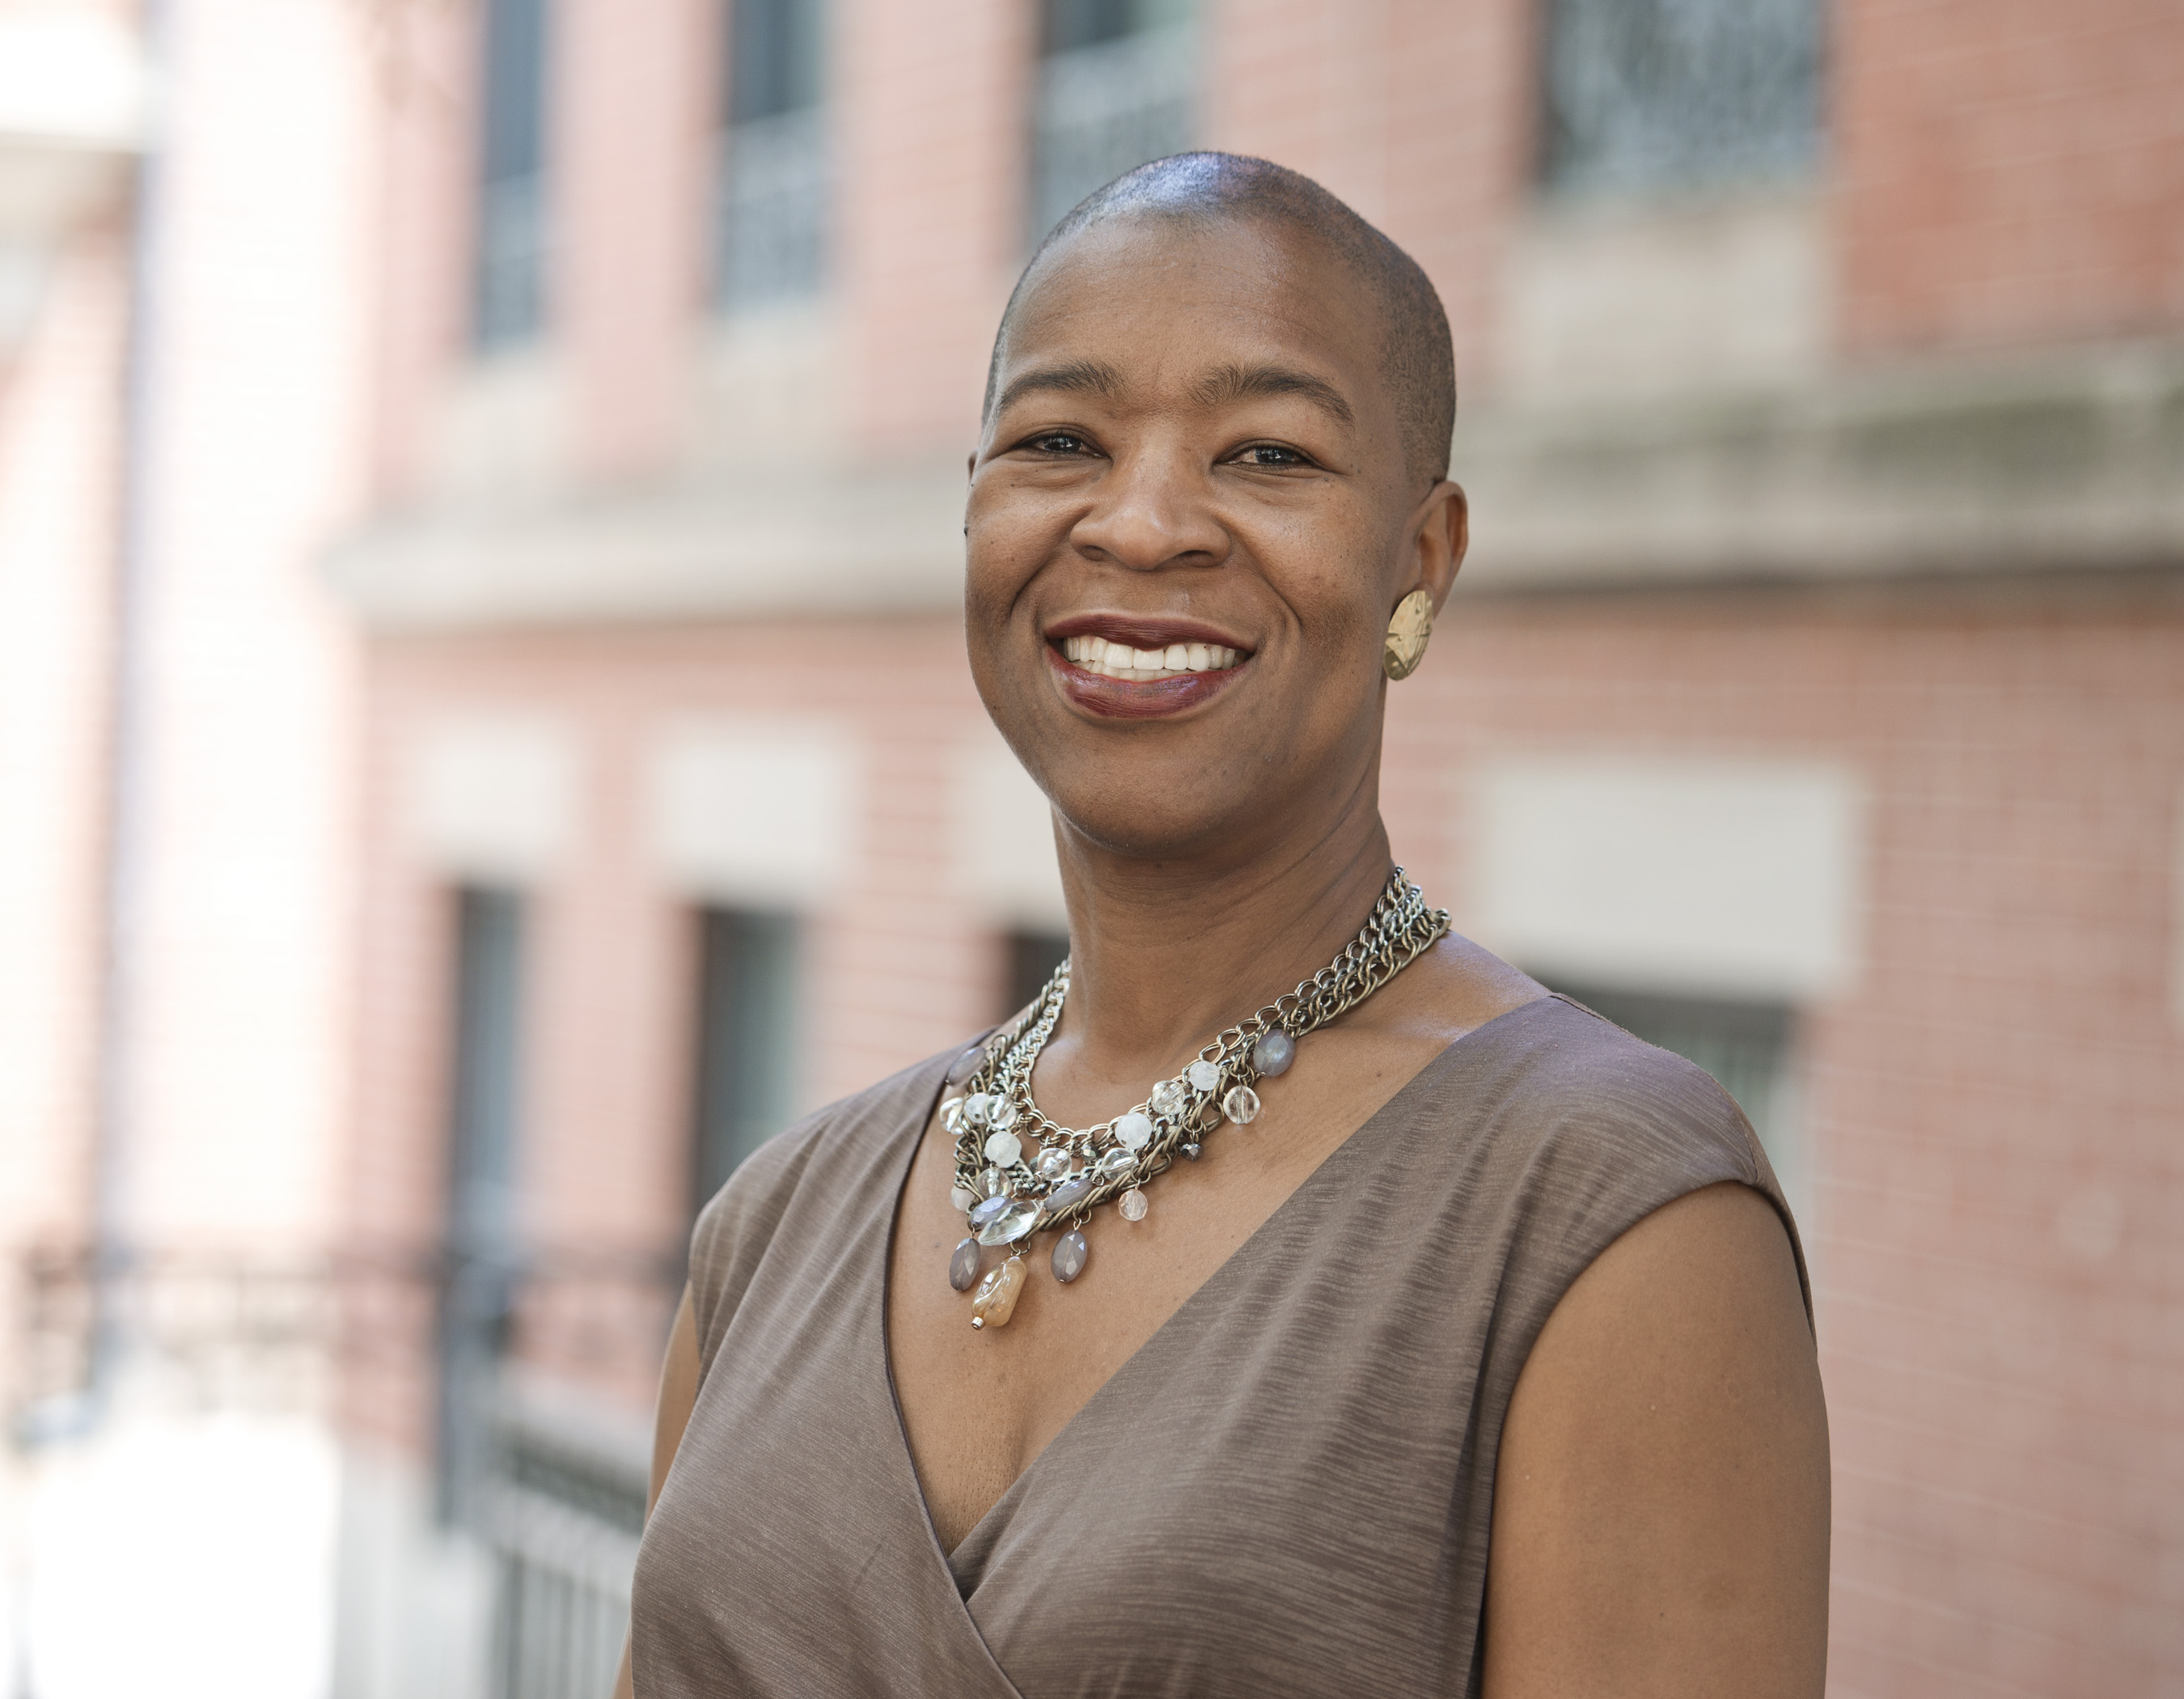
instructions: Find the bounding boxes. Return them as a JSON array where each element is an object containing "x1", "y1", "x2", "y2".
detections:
[{"x1": 1401, "y1": 481, "x2": 1469, "y2": 614}]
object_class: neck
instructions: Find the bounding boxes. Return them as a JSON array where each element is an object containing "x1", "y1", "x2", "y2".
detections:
[{"x1": 1050, "y1": 774, "x2": 1397, "y2": 1079}]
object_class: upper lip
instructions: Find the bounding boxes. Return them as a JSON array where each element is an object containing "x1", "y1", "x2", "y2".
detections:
[{"x1": 1043, "y1": 612, "x2": 1255, "y2": 655}]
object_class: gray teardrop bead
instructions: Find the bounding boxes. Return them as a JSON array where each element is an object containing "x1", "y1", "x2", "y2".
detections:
[
  {"x1": 1252, "y1": 1027, "x2": 1296, "y2": 1077},
  {"x1": 949, "y1": 1237, "x2": 981, "y2": 1291},
  {"x1": 1046, "y1": 1173, "x2": 1094, "y2": 1216},
  {"x1": 1052, "y1": 1230, "x2": 1088, "y2": 1284}
]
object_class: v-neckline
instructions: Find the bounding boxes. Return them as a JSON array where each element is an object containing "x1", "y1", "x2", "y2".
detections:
[{"x1": 875, "y1": 994, "x2": 1555, "y2": 1578}]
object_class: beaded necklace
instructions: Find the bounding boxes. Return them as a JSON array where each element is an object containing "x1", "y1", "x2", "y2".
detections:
[{"x1": 940, "y1": 867, "x2": 1450, "y2": 1328}]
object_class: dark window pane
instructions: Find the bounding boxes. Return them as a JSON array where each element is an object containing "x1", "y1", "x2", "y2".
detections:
[
  {"x1": 717, "y1": 0, "x2": 828, "y2": 308},
  {"x1": 1541, "y1": 0, "x2": 1822, "y2": 198},
  {"x1": 472, "y1": 0, "x2": 552, "y2": 346},
  {"x1": 729, "y1": 0, "x2": 824, "y2": 124},
  {"x1": 438, "y1": 885, "x2": 527, "y2": 1526},
  {"x1": 1005, "y1": 929, "x2": 1070, "y2": 1023},
  {"x1": 1043, "y1": 0, "x2": 1136, "y2": 53},
  {"x1": 1029, "y1": 0, "x2": 1195, "y2": 244},
  {"x1": 690, "y1": 908, "x2": 801, "y2": 1217}
]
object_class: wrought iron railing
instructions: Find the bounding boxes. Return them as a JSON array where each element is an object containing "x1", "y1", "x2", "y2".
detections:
[
  {"x1": 1539, "y1": 0, "x2": 1823, "y2": 197},
  {"x1": 5, "y1": 1241, "x2": 675, "y2": 1699}
]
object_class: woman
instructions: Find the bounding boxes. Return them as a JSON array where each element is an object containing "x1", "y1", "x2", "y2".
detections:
[{"x1": 619, "y1": 154, "x2": 1828, "y2": 1697}]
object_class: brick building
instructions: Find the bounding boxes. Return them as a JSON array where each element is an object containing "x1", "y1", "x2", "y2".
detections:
[
  {"x1": 328, "y1": 0, "x2": 2184, "y2": 1692},
  {"x1": 2, "y1": 0, "x2": 2174, "y2": 1693}
]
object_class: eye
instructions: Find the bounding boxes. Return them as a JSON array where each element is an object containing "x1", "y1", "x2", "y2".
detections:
[
  {"x1": 1022, "y1": 430, "x2": 1096, "y2": 456},
  {"x1": 1230, "y1": 443, "x2": 1314, "y2": 469}
]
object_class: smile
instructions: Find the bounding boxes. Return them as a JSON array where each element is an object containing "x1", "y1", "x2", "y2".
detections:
[
  {"x1": 1042, "y1": 620, "x2": 1254, "y2": 721},
  {"x1": 1058, "y1": 634, "x2": 1244, "y2": 680}
]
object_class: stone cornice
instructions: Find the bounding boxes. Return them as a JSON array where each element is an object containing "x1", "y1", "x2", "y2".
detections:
[{"x1": 323, "y1": 339, "x2": 2184, "y2": 631}]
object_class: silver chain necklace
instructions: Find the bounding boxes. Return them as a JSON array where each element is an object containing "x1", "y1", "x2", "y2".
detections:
[{"x1": 940, "y1": 866, "x2": 1450, "y2": 1328}]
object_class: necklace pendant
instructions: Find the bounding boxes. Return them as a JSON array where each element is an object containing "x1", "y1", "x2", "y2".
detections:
[
  {"x1": 949, "y1": 1236, "x2": 981, "y2": 1291},
  {"x1": 970, "y1": 1257, "x2": 1026, "y2": 1329},
  {"x1": 1118, "y1": 1187, "x2": 1148, "y2": 1222},
  {"x1": 1052, "y1": 1228, "x2": 1088, "y2": 1283}
]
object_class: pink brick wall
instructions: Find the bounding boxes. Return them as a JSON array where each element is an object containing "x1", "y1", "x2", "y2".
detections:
[
  {"x1": 341, "y1": 2, "x2": 2184, "y2": 1688},
  {"x1": 1837, "y1": 0, "x2": 2184, "y2": 353},
  {"x1": 347, "y1": 588, "x2": 2184, "y2": 1693}
]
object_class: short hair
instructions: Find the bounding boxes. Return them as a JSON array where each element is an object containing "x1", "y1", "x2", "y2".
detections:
[{"x1": 983, "y1": 152, "x2": 1457, "y2": 486}]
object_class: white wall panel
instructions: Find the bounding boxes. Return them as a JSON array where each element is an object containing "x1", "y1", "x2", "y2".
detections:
[
  {"x1": 648, "y1": 718, "x2": 858, "y2": 907},
  {"x1": 1467, "y1": 755, "x2": 1864, "y2": 1002},
  {"x1": 950, "y1": 730, "x2": 1066, "y2": 930},
  {"x1": 405, "y1": 716, "x2": 581, "y2": 883}
]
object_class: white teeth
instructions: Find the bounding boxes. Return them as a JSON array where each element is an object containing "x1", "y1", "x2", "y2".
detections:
[{"x1": 1059, "y1": 635, "x2": 1246, "y2": 680}]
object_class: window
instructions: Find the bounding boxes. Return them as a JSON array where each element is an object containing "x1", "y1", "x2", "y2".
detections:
[
  {"x1": 1029, "y1": 0, "x2": 1195, "y2": 243},
  {"x1": 472, "y1": 0, "x2": 552, "y2": 349},
  {"x1": 689, "y1": 908, "x2": 801, "y2": 1216},
  {"x1": 1539, "y1": 0, "x2": 1822, "y2": 199},
  {"x1": 1004, "y1": 927, "x2": 1070, "y2": 1022},
  {"x1": 437, "y1": 886, "x2": 527, "y2": 1524},
  {"x1": 1555, "y1": 983, "x2": 1807, "y2": 1222},
  {"x1": 715, "y1": 0, "x2": 828, "y2": 310}
]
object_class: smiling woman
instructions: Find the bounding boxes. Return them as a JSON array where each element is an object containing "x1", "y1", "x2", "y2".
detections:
[{"x1": 617, "y1": 154, "x2": 1828, "y2": 1699}]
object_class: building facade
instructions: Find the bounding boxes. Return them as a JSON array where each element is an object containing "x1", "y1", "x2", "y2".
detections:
[
  {"x1": 327, "y1": 2, "x2": 2184, "y2": 1693},
  {"x1": 2, "y1": 0, "x2": 2178, "y2": 1693}
]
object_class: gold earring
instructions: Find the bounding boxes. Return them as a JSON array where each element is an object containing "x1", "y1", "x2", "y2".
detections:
[{"x1": 1382, "y1": 589, "x2": 1434, "y2": 680}]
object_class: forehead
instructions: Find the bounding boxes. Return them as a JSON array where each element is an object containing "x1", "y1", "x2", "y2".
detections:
[{"x1": 996, "y1": 214, "x2": 1388, "y2": 409}]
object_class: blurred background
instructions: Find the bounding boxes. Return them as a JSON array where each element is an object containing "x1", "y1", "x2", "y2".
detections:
[{"x1": 0, "y1": 0, "x2": 2178, "y2": 1693}]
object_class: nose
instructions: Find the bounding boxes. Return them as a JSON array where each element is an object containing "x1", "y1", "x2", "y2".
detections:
[{"x1": 1068, "y1": 442, "x2": 1229, "y2": 573}]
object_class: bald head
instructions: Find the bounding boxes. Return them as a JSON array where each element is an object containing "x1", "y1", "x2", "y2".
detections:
[{"x1": 984, "y1": 152, "x2": 1457, "y2": 487}]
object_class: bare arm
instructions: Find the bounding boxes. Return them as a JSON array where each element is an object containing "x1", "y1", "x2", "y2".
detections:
[
  {"x1": 612, "y1": 1285, "x2": 702, "y2": 1699},
  {"x1": 1484, "y1": 1182, "x2": 1830, "y2": 1698}
]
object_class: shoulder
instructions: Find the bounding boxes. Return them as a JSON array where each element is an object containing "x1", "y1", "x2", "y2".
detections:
[
  {"x1": 686, "y1": 1041, "x2": 964, "y2": 1362},
  {"x1": 1412, "y1": 994, "x2": 1809, "y2": 1320}
]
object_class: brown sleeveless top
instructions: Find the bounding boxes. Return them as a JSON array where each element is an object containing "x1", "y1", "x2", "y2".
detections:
[{"x1": 631, "y1": 994, "x2": 1806, "y2": 1698}]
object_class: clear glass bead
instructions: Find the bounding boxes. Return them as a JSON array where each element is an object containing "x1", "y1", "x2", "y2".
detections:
[
  {"x1": 1035, "y1": 1146, "x2": 1073, "y2": 1183},
  {"x1": 1118, "y1": 1188, "x2": 1148, "y2": 1222},
  {"x1": 1096, "y1": 1147, "x2": 1136, "y2": 1179},
  {"x1": 963, "y1": 1093, "x2": 993, "y2": 1125},
  {"x1": 970, "y1": 1195, "x2": 1039, "y2": 1246},
  {"x1": 1222, "y1": 1084, "x2": 1261, "y2": 1125},
  {"x1": 979, "y1": 1166, "x2": 1007, "y2": 1197},
  {"x1": 939, "y1": 1096, "x2": 966, "y2": 1133},
  {"x1": 1115, "y1": 1111, "x2": 1154, "y2": 1150},
  {"x1": 950, "y1": 1185, "x2": 976, "y2": 1213},
  {"x1": 983, "y1": 1129, "x2": 1022, "y2": 1167},
  {"x1": 987, "y1": 1095, "x2": 1018, "y2": 1131},
  {"x1": 1187, "y1": 1059, "x2": 1221, "y2": 1092},
  {"x1": 1149, "y1": 1078, "x2": 1186, "y2": 1116}
]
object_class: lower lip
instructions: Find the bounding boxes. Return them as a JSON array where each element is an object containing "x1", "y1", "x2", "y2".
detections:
[{"x1": 1045, "y1": 646, "x2": 1247, "y2": 720}]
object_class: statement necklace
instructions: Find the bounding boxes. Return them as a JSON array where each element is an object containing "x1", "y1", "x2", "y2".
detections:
[{"x1": 940, "y1": 866, "x2": 1450, "y2": 1329}]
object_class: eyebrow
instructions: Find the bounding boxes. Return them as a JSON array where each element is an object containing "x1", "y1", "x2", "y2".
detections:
[
  {"x1": 992, "y1": 356, "x2": 1360, "y2": 430},
  {"x1": 993, "y1": 358, "x2": 1126, "y2": 417},
  {"x1": 1189, "y1": 362, "x2": 1356, "y2": 426}
]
